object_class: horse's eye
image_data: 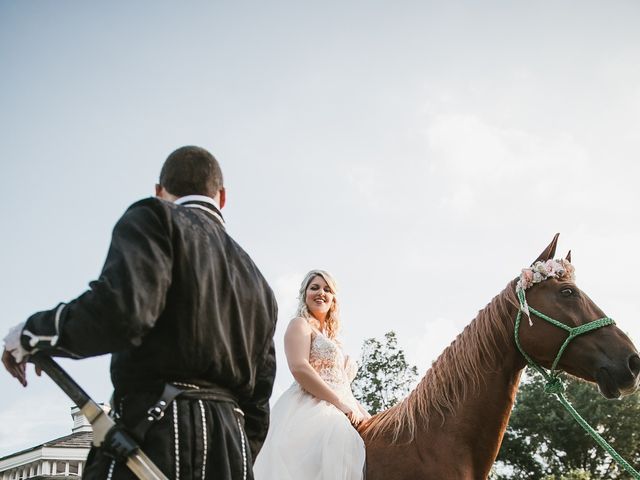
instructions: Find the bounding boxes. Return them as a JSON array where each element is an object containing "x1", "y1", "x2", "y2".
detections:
[{"x1": 560, "y1": 288, "x2": 573, "y2": 297}]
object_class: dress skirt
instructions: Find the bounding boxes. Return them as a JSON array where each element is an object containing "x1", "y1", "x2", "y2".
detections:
[{"x1": 253, "y1": 383, "x2": 365, "y2": 480}]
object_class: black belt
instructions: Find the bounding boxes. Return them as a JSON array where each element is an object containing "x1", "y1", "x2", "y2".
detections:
[
  {"x1": 173, "y1": 380, "x2": 239, "y2": 404},
  {"x1": 130, "y1": 382, "x2": 239, "y2": 442}
]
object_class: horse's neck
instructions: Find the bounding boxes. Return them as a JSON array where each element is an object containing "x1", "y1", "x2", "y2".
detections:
[
  {"x1": 416, "y1": 300, "x2": 525, "y2": 477},
  {"x1": 425, "y1": 350, "x2": 523, "y2": 475}
]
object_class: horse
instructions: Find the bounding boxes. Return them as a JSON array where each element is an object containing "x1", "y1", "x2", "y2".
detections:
[{"x1": 359, "y1": 234, "x2": 640, "y2": 479}]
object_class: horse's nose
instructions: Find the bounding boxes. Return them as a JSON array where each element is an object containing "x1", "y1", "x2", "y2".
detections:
[{"x1": 628, "y1": 353, "x2": 640, "y2": 379}]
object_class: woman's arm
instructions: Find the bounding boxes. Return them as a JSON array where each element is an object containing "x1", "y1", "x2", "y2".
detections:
[{"x1": 284, "y1": 318, "x2": 354, "y2": 415}]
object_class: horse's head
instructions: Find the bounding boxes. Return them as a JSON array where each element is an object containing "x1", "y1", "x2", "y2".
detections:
[{"x1": 516, "y1": 234, "x2": 640, "y2": 399}]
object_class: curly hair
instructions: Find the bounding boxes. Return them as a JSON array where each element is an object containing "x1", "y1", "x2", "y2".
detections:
[{"x1": 295, "y1": 269, "x2": 340, "y2": 339}]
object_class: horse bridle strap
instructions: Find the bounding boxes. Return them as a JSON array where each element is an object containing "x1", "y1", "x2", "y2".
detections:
[
  {"x1": 513, "y1": 287, "x2": 640, "y2": 479},
  {"x1": 513, "y1": 287, "x2": 615, "y2": 391}
]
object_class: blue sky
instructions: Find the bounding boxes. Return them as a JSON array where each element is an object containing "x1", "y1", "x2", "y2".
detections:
[{"x1": 1, "y1": 1, "x2": 640, "y2": 455}]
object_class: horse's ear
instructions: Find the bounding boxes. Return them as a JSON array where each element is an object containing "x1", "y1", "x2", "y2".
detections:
[
  {"x1": 565, "y1": 250, "x2": 572, "y2": 263},
  {"x1": 531, "y1": 233, "x2": 560, "y2": 265}
]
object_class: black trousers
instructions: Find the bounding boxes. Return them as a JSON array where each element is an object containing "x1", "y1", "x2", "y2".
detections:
[{"x1": 83, "y1": 392, "x2": 253, "y2": 480}]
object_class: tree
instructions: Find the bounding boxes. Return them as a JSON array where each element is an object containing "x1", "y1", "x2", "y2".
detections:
[
  {"x1": 494, "y1": 371, "x2": 640, "y2": 479},
  {"x1": 542, "y1": 470, "x2": 594, "y2": 480},
  {"x1": 352, "y1": 331, "x2": 419, "y2": 415}
]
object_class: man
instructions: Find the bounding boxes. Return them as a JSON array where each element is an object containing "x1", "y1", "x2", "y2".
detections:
[{"x1": 3, "y1": 146, "x2": 278, "y2": 479}]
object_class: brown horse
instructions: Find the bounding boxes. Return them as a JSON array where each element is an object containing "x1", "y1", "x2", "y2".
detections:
[{"x1": 359, "y1": 234, "x2": 640, "y2": 479}]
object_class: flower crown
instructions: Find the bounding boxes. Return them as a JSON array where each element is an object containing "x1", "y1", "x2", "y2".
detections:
[{"x1": 516, "y1": 258, "x2": 576, "y2": 292}]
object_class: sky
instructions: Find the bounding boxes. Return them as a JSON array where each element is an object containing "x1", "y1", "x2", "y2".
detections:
[{"x1": 1, "y1": 0, "x2": 640, "y2": 456}]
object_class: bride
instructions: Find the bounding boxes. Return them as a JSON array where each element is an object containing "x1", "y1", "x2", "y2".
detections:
[{"x1": 253, "y1": 269, "x2": 369, "y2": 479}]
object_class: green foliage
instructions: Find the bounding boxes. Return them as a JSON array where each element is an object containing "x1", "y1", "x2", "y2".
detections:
[
  {"x1": 542, "y1": 469, "x2": 594, "y2": 480},
  {"x1": 352, "y1": 331, "x2": 419, "y2": 415},
  {"x1": 495, "y1": 371, "x2": 640, "y2": 479},
  {"x1": 491, "y1": 467, "x2": 594, "y2": 480}
]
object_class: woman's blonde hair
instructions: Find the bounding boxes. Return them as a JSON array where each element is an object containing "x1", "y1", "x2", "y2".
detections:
[{"x1": 295, "y1": 269, "x2": 340, "y2": 339}]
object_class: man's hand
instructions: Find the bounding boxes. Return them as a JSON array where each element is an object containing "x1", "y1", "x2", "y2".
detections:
[
  {"x1": 2, "y1": 349, "x2": 43, "y2": 387},
  {"x1": 2, "y1": 348, "x2": 27, "y2": 386},
  {"x1": 2, "y1": 321, "x2": 40, "y2": 387}
]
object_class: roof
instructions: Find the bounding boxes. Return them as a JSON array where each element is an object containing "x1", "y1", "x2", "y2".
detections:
[
  {"x1": 43, "y1": 431, "x2": 92, "y2": 449},
  {"x1": 0, "y1": 432, "x2": 92, "y2": 462}
]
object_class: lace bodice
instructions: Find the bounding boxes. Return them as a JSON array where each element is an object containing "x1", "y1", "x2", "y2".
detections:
[{"x1": 309, "y1": 332, "x2": 356, "y2": 388}]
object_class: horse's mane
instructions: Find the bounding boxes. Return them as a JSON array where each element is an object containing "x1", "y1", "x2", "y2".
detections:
[{"x1": 360, "y1": 279, "x2": 519, "y2": 443}]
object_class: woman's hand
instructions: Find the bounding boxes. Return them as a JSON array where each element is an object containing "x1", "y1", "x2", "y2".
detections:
[
  {"x1": 337, "y1": 401, "x2": 365, "y2": 427},
  {"x1": 348, "y1": 409, "x2": 365, "y2": 427}
]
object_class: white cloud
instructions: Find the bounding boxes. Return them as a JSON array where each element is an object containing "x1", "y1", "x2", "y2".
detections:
[{"x1": 425, "y1": 111, "x2": 592, "y2": 216}]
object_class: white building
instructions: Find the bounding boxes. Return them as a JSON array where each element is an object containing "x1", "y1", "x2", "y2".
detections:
[{"x1": 0, "y1": 407, "x2": 93, "y2": 480}]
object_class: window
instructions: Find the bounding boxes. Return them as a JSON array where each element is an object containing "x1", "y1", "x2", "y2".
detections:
[{"x1": 56, "y1": 461, "x2": 67, "y2": 475}]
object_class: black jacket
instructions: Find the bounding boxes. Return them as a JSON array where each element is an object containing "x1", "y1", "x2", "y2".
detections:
[{"x1": 22, "y1": 197, "x2": 278, "y2": 455}]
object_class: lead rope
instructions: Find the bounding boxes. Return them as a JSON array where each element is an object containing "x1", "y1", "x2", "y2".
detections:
[{"x1": 514, "y1": 289, "x2": 640, "y2": 479}]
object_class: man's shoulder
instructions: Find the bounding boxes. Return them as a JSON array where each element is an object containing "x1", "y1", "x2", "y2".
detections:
[
  {"x1": 112, "y1": 198, "x2": 176, "y2": 233},
  {"x1": 126, "y1": 197, "x2": 174, "y2": 212},
  {"x1": 120, "y1": 197, "x2": 177, "y2": 220}
]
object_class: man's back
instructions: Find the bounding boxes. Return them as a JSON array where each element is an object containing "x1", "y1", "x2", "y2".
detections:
[{"x1": 108, "y1": 198, "x2": 276, "y2": 397}]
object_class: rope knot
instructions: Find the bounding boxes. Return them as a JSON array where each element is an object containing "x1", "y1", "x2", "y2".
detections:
[{"x1": 544, "y1": 377, "x2": 565, "y2": 394}]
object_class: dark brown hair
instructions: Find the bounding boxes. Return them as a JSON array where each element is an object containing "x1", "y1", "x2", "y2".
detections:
[{"x1": 159, "y1": 146, "x2": 223, "y2": 197}]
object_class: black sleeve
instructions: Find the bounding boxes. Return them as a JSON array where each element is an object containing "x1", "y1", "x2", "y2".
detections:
[
  {"x1": 21, "y1": 200, "x2": 173, "y2": 358},
  {"x1": 241, "y1": 303, "x2": 278, "y2": 461}
]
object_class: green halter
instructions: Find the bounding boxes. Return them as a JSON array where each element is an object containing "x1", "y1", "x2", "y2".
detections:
[
  {"x1": 514, "y1": 287, "x2": 615, "y2": 392},
  {"x1": 513, "y1": 285, "x2": 640, "y2": 478}
]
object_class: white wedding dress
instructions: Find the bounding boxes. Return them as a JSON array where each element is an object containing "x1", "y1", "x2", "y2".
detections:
[{"x1": 253, "y1": 330, "x2": 366, "y2": 480}]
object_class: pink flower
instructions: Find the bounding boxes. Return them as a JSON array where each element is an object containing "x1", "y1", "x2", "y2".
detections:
[
  {"x1": 519, "y1": 269, "x2": 534, "y2": 290},
  {"x1": 545, "y1": 259, "x2": 558, "y2": 275},
  {"x1": 516, "y1": 258, "x2": 578, "y2": 293}
]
